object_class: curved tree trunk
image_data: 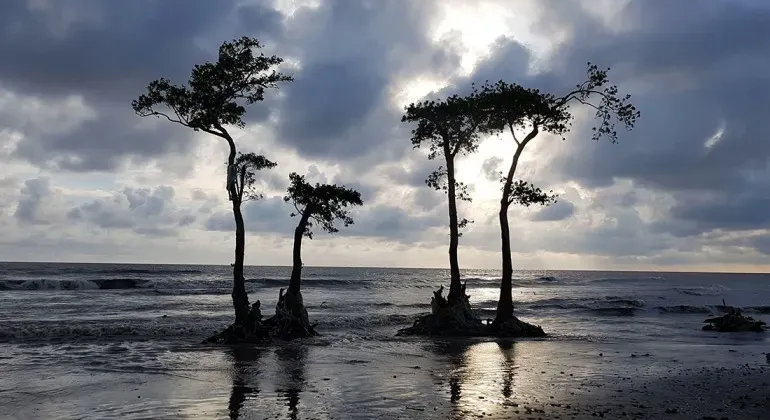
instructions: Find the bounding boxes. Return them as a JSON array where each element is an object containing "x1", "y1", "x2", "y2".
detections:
[
  {"x1": 289, "y1": 212, "x2": 310, "y2": 295},
  {"x1": 204, "y1": 129, "x2": 268, "y2": 344},
  {"x1": 490, "y1": 127, "x2": 545, "y2": 337},
  {"x1": 494, "y1": 202, "x2": 514, "y2": 324},
  {"x1": 269, "y1": 210, "x2": 317, "y2": 340},
  {"x1": 445, "y1": 153, "x2": 463, "y2": 304},
  {"x1": 222, "y1": 130, "x2": 249, "y2": 326},
  {"x1": 493, "y1": 129, "x2": 532, "y2": 324},
  {"x1": 231, "y1": 196, "x2": 249, "y2": 325}
]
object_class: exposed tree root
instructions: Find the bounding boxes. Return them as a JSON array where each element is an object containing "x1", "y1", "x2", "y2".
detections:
[
  {"x1": 488, "y1": 316, "x2": 546, "y2": 338},
  {"x1": 397, "y1": 284, "x2": 546, "y2": 338},
  {"x1": 264, "y1": 288, "x2": 318, "y2": 341},
  {"x1": 397, "y1": 285, "x2": 485, "y2": 337},
  {"x1": 204, "y1": 288, "x2": 319, "y2": 344},
  {"x1": 703, "y1": 307, "x2": 766, "y2": 332},
  {"x1": 203, "y1": 300, "x2": 272, "y2": 344}
]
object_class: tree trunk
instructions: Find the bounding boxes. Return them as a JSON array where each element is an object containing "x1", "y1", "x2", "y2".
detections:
[
  {"x1": 445, "y1": 152, "x2": 462, "y2": 304},
  {"x1": 265, "y1": 209, "x2": 317, "y2": 340},
  {"x1": 231, "y1": 197, "x2": 249, "y2": 325},
  {"x1": 222, "y1": 131, "x2": 249, "y2": 326},
  {"x1": 488, "y1": 126, "x2": 546, "y2": 337},
  {"x1": 494, "y1": 201, "x2": 514, "y2": 324},
  {"x1": 494, "y1": 129, "x2": 535, "y2": 324},
  {"x1": 289, "y1": 212, "x2": 311, "y2": 296}
]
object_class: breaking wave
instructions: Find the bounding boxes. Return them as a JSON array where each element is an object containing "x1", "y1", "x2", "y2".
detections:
[{"x1": 674, "y1": 285, "x2": 729, "y2": 296}]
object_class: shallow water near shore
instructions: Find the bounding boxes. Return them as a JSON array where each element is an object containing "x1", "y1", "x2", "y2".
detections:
[{"x1": 1, "y1": 263, "x2": 769, "y2": 419}]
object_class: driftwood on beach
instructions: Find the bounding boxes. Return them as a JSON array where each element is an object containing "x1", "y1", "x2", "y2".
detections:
[{"x1": 702, "y1": 307, "x2": 766, "y2": 332}]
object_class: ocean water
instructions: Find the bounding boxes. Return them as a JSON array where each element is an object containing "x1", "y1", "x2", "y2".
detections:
[{"x1": 1, "y1": 263, "x2": 769, "y2": 419}]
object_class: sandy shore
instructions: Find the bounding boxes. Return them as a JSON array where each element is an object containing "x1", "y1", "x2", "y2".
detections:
[{"x1": 1, "y1": 337, "x2": 768, "y2": 419}]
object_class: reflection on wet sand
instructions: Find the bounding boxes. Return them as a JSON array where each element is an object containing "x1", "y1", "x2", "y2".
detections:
[
  {"x1": 427, "y1": 340, "x2": 519, "y2": 418},
  {"x1": 227, "y1": 345, "x2": 264, "y2": 420},
  {"x1": 498, "y1": 341, "x2": 516, "y2": 400},
  {"x1": 274, "y1": 344, "x2": 308, "y2": 420}
]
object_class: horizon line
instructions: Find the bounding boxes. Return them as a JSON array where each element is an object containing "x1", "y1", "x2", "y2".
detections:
[{"x1": 0, "y1": 260, "x2": 767, "y2": 275}]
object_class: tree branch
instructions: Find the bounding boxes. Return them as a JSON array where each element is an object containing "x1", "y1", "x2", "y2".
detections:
[{"x1": 507, "y1": 123, "x2": 520, "y2": 146}]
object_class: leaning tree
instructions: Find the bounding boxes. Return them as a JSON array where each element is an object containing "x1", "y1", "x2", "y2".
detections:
[
  {"x1": 268, "y1": 172, "x2": 362, "y2": 340},
  {"x1": 397, "y1": 89, "x2": 489, "y2": 336},
  {"x1": 480, "y1": 63, "x2": 639, "y2": 336},
  {"x1": 131, "y1": 37, "x2": 292, "y2": 342}
]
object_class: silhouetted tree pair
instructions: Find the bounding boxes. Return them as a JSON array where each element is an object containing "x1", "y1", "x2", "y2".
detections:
[
  {"x1": 399, "y1": 64, "x2": 638, "y2": 337},
  {"x1": 132, "y1": 37, "x2": 362, "y2": 342}
]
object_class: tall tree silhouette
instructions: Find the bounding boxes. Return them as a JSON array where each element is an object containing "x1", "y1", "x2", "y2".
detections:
[
  {"x1": 132, "y1": 37, "x2": 292, "y2": 340},
  {"x1": 268, "y1": 172, "x2": 362, "y2": 340},
  {"x1": 398, "y1": 89, "x2": 488, "y2": 336},
  {"x1": 480, "y1": 63, "x2": 639, "y2": 334}
]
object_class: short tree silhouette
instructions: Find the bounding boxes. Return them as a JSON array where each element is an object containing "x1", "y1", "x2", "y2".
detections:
[{"x1": 268, "y1": 172, "x2": 363, "y2": 340}]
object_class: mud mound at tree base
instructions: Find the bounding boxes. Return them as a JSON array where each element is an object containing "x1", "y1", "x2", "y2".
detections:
[
  {"x1": 396, "y1": 285, "x2": 545, "y2": 338},
  {"x1": 702, "y1": 307, "x2": 766, "y2": 332}
]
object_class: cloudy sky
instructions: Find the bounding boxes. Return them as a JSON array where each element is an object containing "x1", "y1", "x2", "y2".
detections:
[{"x1": 1, "y1": 0, "x2": 768, "y2": 272}]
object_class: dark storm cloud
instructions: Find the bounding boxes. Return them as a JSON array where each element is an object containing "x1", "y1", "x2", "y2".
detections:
[
  {"x1": 539, "y1": 0, "x2": 770, "y2": 237},
  {"x1": 14, "y1": 177, "x2": 53, "y2": 225},
  {"x1": 454, "y1": 0, "x2": 770, "y2": 250},
  {"x1": 531, "y1": 199, "x2": 575, "y2": 222},
  {"x1": 750, "y1": 235, "x2": 770, "y2": 256},
  {"x1": 8, "y1": 107, "x2": 192, "y2": 171},
  {"x1": 272, "y1": 0, "x2": 461, "y2": 159},
  {"x1": 206, "y1": 193, "x2": 444, "y2": 244},
  {"x1": 205, "y1": 196, "x2": 293, "y2": 235},
  {"x1": 341, "y1": 204, "x2": 445, "y2": 243},
  {"x1": 0, "y1": 0, "x2": 281, "y2": 100},
  {"x1": 0, "y1": 0, "x2": 284, "y2": 171},
  {"x1": 67, "y1": 185, "x2": 195, "y2": 235},
  {"x1": 668, "y1": 193, "x2": 770, "y2": 232}
]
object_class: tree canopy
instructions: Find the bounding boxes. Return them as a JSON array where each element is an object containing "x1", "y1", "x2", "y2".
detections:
[
  {"x1": 284, "y1": 173, "x2": 363, "y2": 238},
  {"x1": 131, "y1": 36, "x2": 293, "y2": 139},
  {"x1": 479, "y1": 62, "x2": 639, "y2": 144}
]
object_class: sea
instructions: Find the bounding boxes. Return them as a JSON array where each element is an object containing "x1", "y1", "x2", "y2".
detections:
[{"x1": 1, "y1": 262, "x2": 768, "y2": 419}]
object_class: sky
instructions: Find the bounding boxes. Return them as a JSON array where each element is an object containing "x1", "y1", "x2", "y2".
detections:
[{"x1": 0, "y1": 0, "x2": 769, "y2": 272}]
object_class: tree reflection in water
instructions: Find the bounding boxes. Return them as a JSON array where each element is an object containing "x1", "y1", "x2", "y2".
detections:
[
  {"x1": 275, "y1": 344, "x2": 308, "y2": 420},
  {"x1": 227, "y1": 345, "x2": 264, "y2": 420},
  {"x1": 428, "y1": 340, "x2": 519, "y2": 416},
  {"x1": 498, "y1": 341, "x2": 516, "y2": 400}
]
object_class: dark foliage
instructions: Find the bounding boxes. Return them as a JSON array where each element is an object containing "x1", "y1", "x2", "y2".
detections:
[
  {"x1": 284, "y1": 173, "x2": 363, "y2": 239},
  {"x1": 233, "y1": 152, "x2": 277, "y2": 202},
  {"x1": 132, "y1": 36, "x2": 292, "y2": 135},
  {"x1": 479, "y1": 62, "x2": 639, "y2": 143}
]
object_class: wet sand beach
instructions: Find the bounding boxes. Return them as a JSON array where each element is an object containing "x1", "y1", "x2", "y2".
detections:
[{"x1": 2, "y1": 337, "x2": 769, "y2": 419}]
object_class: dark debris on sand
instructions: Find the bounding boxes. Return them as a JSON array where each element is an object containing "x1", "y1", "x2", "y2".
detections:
[{"x1": 450, "y1": 363, "x2": 770, "y2": 419}]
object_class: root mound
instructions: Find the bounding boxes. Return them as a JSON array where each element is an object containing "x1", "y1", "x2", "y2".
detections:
[
  {"x1": 264, "y1": 288, "x2": 318, "y2": 340},
  {"x1": 397, "y1": 284, "x2": 547, "y2": 338},
  {"x1": 204, "y1": 300, "x2": 272, "y2": 345},
  {"x1": 204, "y1": 289, "x2": 318, "y2": 344},
  {"x1": 397, "y1": 285, "x2": 485, "y2": 337},
  {"x1": 488, "y1": 316, "x2": 546, "y2": 338},
  {"x1": 703, "y1": 307, "x2": 766, "y2": 332}
]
